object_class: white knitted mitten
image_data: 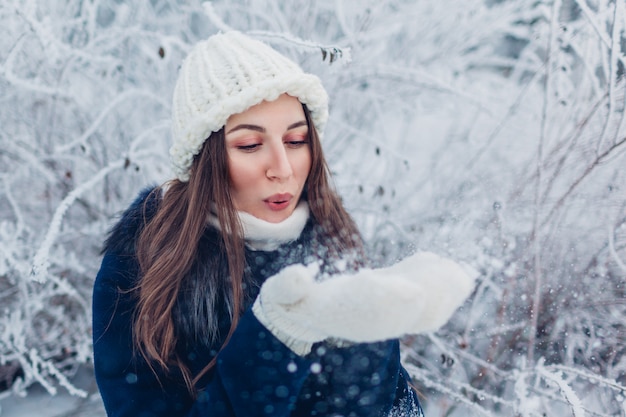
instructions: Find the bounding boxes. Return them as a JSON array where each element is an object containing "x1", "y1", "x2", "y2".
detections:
[
  {"x1": 382, "y1": 251, "x2": 477, "y2": 333},
  {"x1": 252, "y1": 263, "x2": 326, "y2": 356},
  {"x1": 252, "y1": 252, "x2": 476, "y2": 355}
]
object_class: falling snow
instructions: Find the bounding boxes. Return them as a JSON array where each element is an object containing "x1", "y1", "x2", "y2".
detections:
[{"x1": 1, "y1": 0, "x2": 626, "y2": 416}]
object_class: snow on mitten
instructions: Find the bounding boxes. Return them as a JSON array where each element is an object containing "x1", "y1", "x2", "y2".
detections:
[{"x1": 383, "y1": 251, "x2": 477, "y2": 333}]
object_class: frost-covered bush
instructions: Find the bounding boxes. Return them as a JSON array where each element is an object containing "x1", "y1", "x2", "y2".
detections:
[
  {"x1": 0, "y1": 0, "x2": 625, "y2": 415},
  {"x1": 0, "y1": 0, "x2": 192, "y2": 402},
  {"x1": 387, "y1": 0, "x2": 626, "y2": 415}
]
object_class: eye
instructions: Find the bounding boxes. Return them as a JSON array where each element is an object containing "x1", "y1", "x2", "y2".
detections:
[
  {"x1": 285, "y1": 140, "x2": 308, "y2": 148},
  {"x1": 284, "y1": 133, "x2": 309, "y2": 148},
  {"x1": 236, "y1": 143, "x2": 261, "y2": 152}
]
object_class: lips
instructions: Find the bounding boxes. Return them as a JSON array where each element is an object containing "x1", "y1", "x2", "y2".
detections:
[{"x1": 264, "y1": 193, "x2": 293, "y2": 211}]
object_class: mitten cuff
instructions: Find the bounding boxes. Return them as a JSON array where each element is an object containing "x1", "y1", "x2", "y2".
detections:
[{"x1": 252, "y1": 298, "x2": 314, "y2": 356}]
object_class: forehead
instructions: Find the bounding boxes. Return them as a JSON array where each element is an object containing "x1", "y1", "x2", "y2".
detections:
[{"x1": 225, "y1": 94, "x2": 305, "y2": 129}]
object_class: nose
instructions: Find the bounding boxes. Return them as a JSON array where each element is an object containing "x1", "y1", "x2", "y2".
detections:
[{"x1": 266, "y1": 144, "x2": 293, "y2": 181}]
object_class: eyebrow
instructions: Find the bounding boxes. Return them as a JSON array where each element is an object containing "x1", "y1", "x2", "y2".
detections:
[{"x1": 226, "y1": 120, "x2": 308, "y2": 134}]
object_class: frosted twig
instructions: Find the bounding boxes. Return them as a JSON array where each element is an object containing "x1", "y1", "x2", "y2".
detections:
[
  {"x1": 11, "y1": 0, "x2": 118, "y2": 65},
  {"x1": 427, "y1": 333, "x2": 460, "y2": 368},
  {"x1": 405, "y1": 363, "x2": 507, "y2": 415},
  {"x1": 608, "y1": 223, "x2": 626, "y2": 275},
  {"x1": 573, "y1": 0, "x2": 626, "y2": 75},
  {"x1": 247, "y1": 30, "x2": 351, "y2": 64},
  {"x1": 513, "y1": 370, "x2": 532, "y2": 417},
  {"x1": 547, "y1": 364, "x2": 626, "y2": 393},
  {"x1": 43, "y1": 273, "x2": 89, "y2": 314},
  {"x1": 595, "y1": 0, "x2": 624, "y2": 154},
  {"x1": 36, "y1": 350, "x2": 87, "y2": 398},
  {"x1": 84, "y1": 28, "x2": 190, "y2": 56},
  {"x1": 0, "y1": 139, "x2": 57, "y2": 185},
  {"x1": 2, "y1": 177, "x2": 24, "y2": 237},
  {"x1": 202, "y1": 1, "x2": 233, "y2": 32},
  {"x1": 1, "y1": 37, "x2": 72, "y2": 99},
  {"x1": 539, "y1": 93, "x2": 608, "y2": 206},
  {"x1": 451, "y1": 346, "x2": 509, "y2": 378},
  {"x1": 30, "y1": 159, "x2": 126, "y2": 282},
  {"x1": 509, "y1": 362, "x2": 622, "y2": 417},
  {"x1": 609, "y1": 2, "x2": 626, "y2": 146},
  {"x1": 129, "y1": 120, "x2": 170, "y2": 154},
  {"x1": 537, "y1": 367, "x2": 585, "y2": 417},
  {"x1": 541, "y1": 135, "x2": 626, "y2": 227},
  {"x1": 14, "y1": 349, "x2": 57, "y2": 396},
  {"x1": 347, "y1": 65, "x2": 493, "y2": 115},
  {"x1": 529, "y1": 0, "x2": 562, "y2": 367},
  {"x1": 54, "y1": 89, "x2": 169, "y2": 154}
]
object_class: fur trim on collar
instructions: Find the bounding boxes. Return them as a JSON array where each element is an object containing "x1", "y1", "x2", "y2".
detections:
[{"x1": 103, "y1": 186, "x2": 160, "y2": 256}]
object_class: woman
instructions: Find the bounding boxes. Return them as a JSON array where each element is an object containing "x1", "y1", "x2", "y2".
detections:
[{"x1": 93, "y1": 31, "x2": 474, "y2": 417}]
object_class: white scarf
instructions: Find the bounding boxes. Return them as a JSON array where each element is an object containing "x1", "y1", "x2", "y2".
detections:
[{"x1": 208, "y1": 201, "x2": 310, "y2": 251}]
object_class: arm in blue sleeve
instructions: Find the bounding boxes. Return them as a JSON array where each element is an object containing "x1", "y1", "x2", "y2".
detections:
[
  {"x1": 93, "y1": 252, "x2": 315, "y2": 417},
  {"x1": 93, "y1": 252, "x2": 192, "y2": 416}
]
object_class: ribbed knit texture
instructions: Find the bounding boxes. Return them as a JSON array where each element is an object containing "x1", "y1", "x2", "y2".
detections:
[
  {"x1": 170, "y1": 31, "x2": 329, "y2": 181},
  {"x1": 207, "y1": 201, "x2": 311, "y2": 251}
]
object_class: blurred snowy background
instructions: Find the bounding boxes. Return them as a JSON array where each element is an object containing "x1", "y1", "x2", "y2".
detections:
[{"x1": 1, "y1": 0, "x2": 625, "y2": 416}]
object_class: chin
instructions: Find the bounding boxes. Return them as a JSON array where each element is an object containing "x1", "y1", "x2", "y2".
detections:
[
  {"x1": 262, "y1": 213, "x2": 290, "y2": 223},
  {"x1": 258, "y1": 207, "x2": 294, "y2": 223}
]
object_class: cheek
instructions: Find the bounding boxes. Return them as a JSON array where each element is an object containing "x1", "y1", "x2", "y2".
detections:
[
  {"x1": 291, "y1": 150, "x2": 311, "y2": 178},
  {"x1": 227, "y1": 157, "x2": 257, "y2": 193}
]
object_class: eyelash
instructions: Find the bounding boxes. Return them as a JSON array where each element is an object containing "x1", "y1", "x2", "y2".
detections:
[
  {"x1": 236, "y1": 139, "x2": 308, "y2": 151},
  {"x1": 237, "y1": 144, "x2": 260, "y2": 151},
  {"x1": 285, "y1": 139, "x2": 308, "y2": 148}
]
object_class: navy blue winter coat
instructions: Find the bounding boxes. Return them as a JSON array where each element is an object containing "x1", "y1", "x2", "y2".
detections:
[{"x1": 92, "y1": 188, "x2": 424, "y2": 417}]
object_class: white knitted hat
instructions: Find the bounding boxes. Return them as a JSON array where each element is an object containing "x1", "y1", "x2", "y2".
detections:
[{"x1": 170, "y1": 31, "x2": 329, "y2": 182}]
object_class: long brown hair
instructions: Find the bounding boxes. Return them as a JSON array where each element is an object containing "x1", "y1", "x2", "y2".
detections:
[{"x1": 134, "y1": 104, "x2": 363, "y2": 394}]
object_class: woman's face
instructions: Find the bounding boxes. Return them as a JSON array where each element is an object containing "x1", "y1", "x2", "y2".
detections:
[{"x1": 224, "y1": 94, "x2": 312, "y2": 223}]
